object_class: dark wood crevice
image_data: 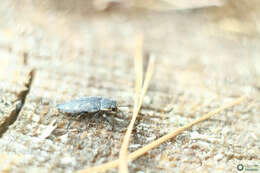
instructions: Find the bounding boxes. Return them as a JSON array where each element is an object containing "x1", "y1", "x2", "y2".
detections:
[{"x1": 0, "y1": 69, "x2": 35, "y2": 137}]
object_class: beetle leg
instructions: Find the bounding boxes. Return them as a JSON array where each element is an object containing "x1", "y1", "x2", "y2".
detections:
[
  {"x1": 102, "y1": 113, "x2": 114, "y2": 131},
  {"x1": 108, "y1": 110, "x2": 125, "y2": 118}
]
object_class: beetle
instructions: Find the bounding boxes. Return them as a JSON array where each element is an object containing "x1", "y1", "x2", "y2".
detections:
[{"x1": 56, "y1": 96, "x2": 118, "y2": 114}]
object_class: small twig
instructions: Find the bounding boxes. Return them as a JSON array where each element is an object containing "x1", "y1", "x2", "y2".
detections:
[{"x1": 76, "y1": 96, "x2": 246, "y2": 173}]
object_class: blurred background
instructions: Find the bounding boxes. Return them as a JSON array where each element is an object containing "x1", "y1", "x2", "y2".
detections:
[{"x1": 1, "y1": 0, "x2": 260, "y2": 62}]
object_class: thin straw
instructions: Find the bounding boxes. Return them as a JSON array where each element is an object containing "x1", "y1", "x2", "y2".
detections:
[{"x1": 119, "y1": 55, "x2": 155, "y2": 173}]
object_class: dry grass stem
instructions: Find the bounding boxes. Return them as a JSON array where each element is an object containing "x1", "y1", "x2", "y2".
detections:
[
  {"x1": 119, "y1": 52, "x2": 155, "y2": 172},
  {"x1": 76, "y1": 96, "x2": 246, "y2": 173},
  {"x1": 134, "y1": 34, "x2": 144, "y2": 98}
]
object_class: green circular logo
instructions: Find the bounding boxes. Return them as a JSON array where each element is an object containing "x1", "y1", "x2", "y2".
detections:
[{"x1": 237, "y1": 164, "x2": 244, "y2": 171}]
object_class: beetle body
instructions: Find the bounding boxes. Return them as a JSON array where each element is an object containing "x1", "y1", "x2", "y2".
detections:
[{"x1": 56, "y1": 96, "x2": 117, "y2": 114}]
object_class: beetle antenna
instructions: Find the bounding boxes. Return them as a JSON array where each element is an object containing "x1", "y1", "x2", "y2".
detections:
[{"x1": 118, "y1": 105, "x2": 131, "y2": 108}]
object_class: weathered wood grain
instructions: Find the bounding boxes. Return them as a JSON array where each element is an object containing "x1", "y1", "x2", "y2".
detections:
[{"x1": 0, "y1": 0, "x2": 259, "y2": 172}]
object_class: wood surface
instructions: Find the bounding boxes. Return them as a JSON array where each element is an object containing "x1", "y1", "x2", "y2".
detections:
[{"x1": 0, "y1": 0, "x2": 259, "y2": 172}]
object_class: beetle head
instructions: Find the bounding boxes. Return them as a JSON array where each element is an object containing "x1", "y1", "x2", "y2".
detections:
[{"x1": 100, "y1": 98, "x2": 117, "y2": 112}]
